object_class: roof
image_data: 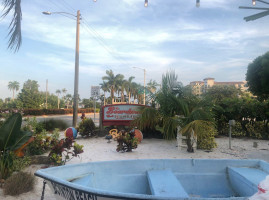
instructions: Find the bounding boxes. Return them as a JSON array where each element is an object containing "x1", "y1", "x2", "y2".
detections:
[{"x1": 214, "y1": 82, "x2": 245, "y2": 85}]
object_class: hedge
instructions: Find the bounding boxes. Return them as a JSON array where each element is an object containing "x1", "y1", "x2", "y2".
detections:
[{"x1": 0, "y1": 108, "x2": 99, "y2": 117}]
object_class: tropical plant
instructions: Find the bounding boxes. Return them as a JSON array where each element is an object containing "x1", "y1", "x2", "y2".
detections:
[
  {"x1": 116, "y1": 130, "x2": 138, "y2": 152},
  {"x1": 0, "y1": 113, "x2": 32, "y2": 179},
  {"x1": 62, "y1": 88, "x2": 67, "y2": 99},
  {"x1": 78, "y1": 118, "x2": 96, "y2": 137},
  {"x1": 100, "y1": 81, "x2": 109, "y2": 105},
  {"x1": 22, "y1": 117, "x2": 44, "y2": 134},
  {"x1": 56, "y1": 89, "x2": 61, "y2": 109},
  {"x1": 8, "y1": 81, "x2": 20, "y2": 101},
  {"x1": 65, "y1": 94, "x2": 72, "y2": 108},
  {"x1": 133, "y1": 70, "x2": 216, "y2": 152},
  {"x1": 102, "y1": 70, "x2": 124, "y2": 104},
  {"x1": 49, "y1": 138, "x2": 84, "y2": 166},
  {"x1": 126, "y1": 76, "x2": 135, "y2": 103},
  {"x1": 1, "y1": 0, "x2": 22, "y2": 52}
]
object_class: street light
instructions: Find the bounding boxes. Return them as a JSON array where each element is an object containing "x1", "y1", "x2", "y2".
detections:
[
  {"x1": 43, "y1": 10, "x2": 81, "y2": 127},
  {"x1": 239, "y1": 0, "x2": 269, "y2": 21},
  {"x1": 133, "y1": 67, "x2": 146, "y2": 105}
]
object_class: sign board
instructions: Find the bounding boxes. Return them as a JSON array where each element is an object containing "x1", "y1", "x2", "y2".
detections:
[
  {"x1": 102, "y1": 104, "x2": 144, "y2": 126},
  {"x1": 91, "y1": 86, "x2": 100, "y2": 97}
]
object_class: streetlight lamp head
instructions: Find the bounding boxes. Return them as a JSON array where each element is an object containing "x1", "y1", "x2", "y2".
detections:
[
  {"x1": 144, "y1": 0, "x2": 148, "y2": 7},
  {"x1": 252, "y1": 0, "x2": 256, "y2": 6},
  {"x1": 42, "y1": 11, "x2": 51, "y2": 15},
  {"x1": 93, "y1": 0, "x2": 97, "y2": 2},
  {"x1": 196, "y1": 0, "x2": 200, "y2": 8}
]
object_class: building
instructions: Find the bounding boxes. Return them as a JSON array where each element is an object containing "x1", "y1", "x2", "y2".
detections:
[{"x1": 189, "y1": 78, "x2": 248, "y2": 96}]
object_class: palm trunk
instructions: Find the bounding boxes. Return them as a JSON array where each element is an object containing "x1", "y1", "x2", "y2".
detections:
[
  {"x1": 57, "y1": 97, "x2": 60, "y2": 109},
  {"x1": 128, "y1": 92, "x2": 131, "y2": 104},
  {"x1": 111, "y1": 88, "x2": 114, "y2": 104},
  {"x1": 121, "y1": 91, "x2": 124, "y2": 103},
  {"x1": 12, "y1": 90, "x2": 15, "y2": 101}
]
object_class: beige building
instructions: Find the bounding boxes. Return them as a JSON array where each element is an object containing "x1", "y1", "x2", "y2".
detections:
[{"x1": 190, "y1": 78, "x2": 247, "y2": 96}]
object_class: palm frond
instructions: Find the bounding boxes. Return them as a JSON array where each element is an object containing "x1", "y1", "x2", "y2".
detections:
[
  {"x1": 1, "y1": 0, "x2": 22, "y2": 52},
  {"x1": 162, "y1": 116, "x2": 180, "y2": 140},
  {"x1": 132, "y1": 107, "x2": 160, "y2": 130},
  {"x1": 181, "y1": 120, "x2": 213, "y2": 137}
]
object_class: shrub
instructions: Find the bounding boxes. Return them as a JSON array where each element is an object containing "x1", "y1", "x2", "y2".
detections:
[
  {"x1": 218, "y1": 122, "x2": 246, "y2": 138},
  {"x1": 231, "y1": 122, "x2": 246, "y2": 138},
  {"x1": 197, "y1": 126, "x2": 217, "y2": 150},
  {"x1": 49, "y1": 138, "x2": 84, "y2": 166},
  {"x1": 26, "y1": 129, "x2": 60, "y2": 156},
  {"x1": 41, "y1": 119, "x2": 68, "y2": 131},
  {"x1": 22, "y1": 117, "x2": 44, "y2": 134},
  {"x1": 246, "y1": 122, "x2": 268, "y2": 139},
  {"x1": 116, "y1": 129, "x2": 139, "y2": 152},
  {"x1": 78, "y1": 118, "x2": 95, "y2": 137},
  {"x1": 21, "y1": 108, "x2": 96, "y2": 116},
  {"x1": 12, "y1": 156, "x2": 31, "y2": 172},
  {"x1": 3, "y1": 172, "x2": 35, "y2": 196}
]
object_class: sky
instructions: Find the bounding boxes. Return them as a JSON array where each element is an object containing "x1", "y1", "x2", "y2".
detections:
[{"x1": 0, "y1": 0, "x2": 269, "y2": 100}]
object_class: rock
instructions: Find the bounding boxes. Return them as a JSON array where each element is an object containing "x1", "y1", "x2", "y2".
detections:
[{"x1": 30, "y1": 155, "x2": 51, "y2": 165}]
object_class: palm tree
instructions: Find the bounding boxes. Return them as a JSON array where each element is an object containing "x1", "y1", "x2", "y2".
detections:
[
  {"x1": 100, "y1": 81, "x2": 109, "y2": 105},
  {"x1": 118, "y1": 79, "x2": 128, "y2": 103},
  {"x1": 102, "y1": 70, "x2": 124, "y2": 104},
  {"x1": 147, "y1": 79, "x2": 159, "y2": 94},
  {"x1": 62, "y1": 88, "x2": 67, "y2": 102},
  {"x1": 1, "y1": 0, "x2": 22, "y2": 52},
  {"x1": 8, "y1": 81, "x2": 20, "y2": 101},
  {"x1": 65, "y1": 94, "x2": 72, "y2": 108},
  {"x1": 147, "y1": 79, "x2": 159, "y2": 104},
  {"x1": 125, "y1": 76, "x2": 135, "y2": 104},
  {"x1": 134, "y1": 70, "x2": 215, "y2": 152},
  {"x1": 62, "y1": 88, "x2": 67, "y2": 96},
  {"x1": 56, "y1": 89, "x2": 61, "y2": 109}
]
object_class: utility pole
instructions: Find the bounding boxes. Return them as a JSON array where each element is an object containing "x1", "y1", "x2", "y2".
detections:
[
  {"x1": 46, "y1": 79, "x2": 48, "y2": 109},
  {"x1": 72, "y1": 10, "x2": 80, "y2": 127},
  {"x1": 42, "y1": 10, "x2": 81, "y2": 127},
  {"x1": 143, "y1": 69, "x2": 146, "y2": 105}
]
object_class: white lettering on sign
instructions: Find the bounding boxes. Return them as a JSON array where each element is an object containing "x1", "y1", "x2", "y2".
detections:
[{"x1": 104, "y1": 105, "x2": 142, "y2": 121}]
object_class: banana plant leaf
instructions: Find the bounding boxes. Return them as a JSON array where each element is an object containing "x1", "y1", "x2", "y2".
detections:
[{"x1": 0, "y1": 113, "x2": 32, "y2": 151}]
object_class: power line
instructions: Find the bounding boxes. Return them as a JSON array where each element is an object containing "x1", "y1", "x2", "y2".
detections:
[
  {"x1": 60, "y1": 0, "x2": 77, "y2": 12},
  {"x1": 81, "y1": 22, "x2": 129, "y2": 66}
]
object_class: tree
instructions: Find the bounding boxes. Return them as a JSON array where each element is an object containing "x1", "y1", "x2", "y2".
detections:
[
  {"x1": 118, "y1": 79, "x2": 127, "y2": 103},
  {"x1": 62, "y1": 88, "x2": 67, "y2": 101},
  {"x1": 56, "y1": 89, "x2": 61, "y2": 109},
  {"x1": 147, "y1": 79, "x2": 159, "y2": 94},
  {"x1": 65, "y1": 94, "x2": 72, "y2": 108},
  {"x1": 134, "y1": 70, "x2": 215, "y2": 151},
  {"x1": 246, "y1": 51, "x2": 269, "y2": 100},
  {"x1": 1, "y1": 0, "x2": 22, "y2": 52},
  {"x1": 203, "y1": 85, "x2": 241, "y2": 104},
  {"x1": 100, "y1": 81, "x2": 109, "y2": 105},
  {"x1": 17, "y1": 80, "x2": 42, "y2": 109},
  {"x1": 7, "y1": 81, "x2": 20, "y2": 101},
  {"x1": 126, "y1": 76, "x2": 135, "y2": 104},
  {"x1": 40, "y1": 92, "x2": 59, "y2": 109},
  {"x1": 102, "y1": 70, "x2": 124, "y2": 104}
]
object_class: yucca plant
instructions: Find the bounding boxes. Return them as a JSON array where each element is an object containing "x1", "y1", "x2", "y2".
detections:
[{"x1": 0, "y1": 113, "x2": 32, "y2": 179}]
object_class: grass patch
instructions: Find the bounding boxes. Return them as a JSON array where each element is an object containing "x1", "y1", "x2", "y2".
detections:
[{"x1": 3, "y1": 172, "x2": 35, "y2": 196}]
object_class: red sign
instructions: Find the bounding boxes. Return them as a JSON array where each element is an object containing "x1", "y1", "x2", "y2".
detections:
[{"x1": 102, "y1": 104, "x2": 144, "y2": 126}]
